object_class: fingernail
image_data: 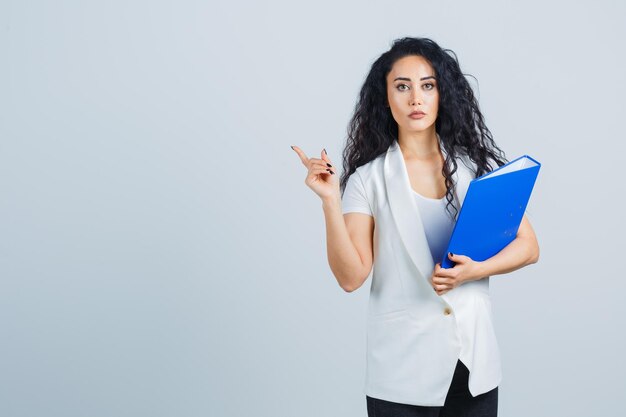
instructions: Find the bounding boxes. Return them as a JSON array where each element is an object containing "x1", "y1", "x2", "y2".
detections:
[
  {"x1": 449, "y1": 252, "x2": 454, "y2": 257},
  {"x1": 326, "y1": 163, "x2": 332, "y2": 167},
  {"x1": 291, "y1": 145, "x2": 294, "y2": 150},
  {"x1": 323, "y1": 148, "x2": 327, "y2": 155}
]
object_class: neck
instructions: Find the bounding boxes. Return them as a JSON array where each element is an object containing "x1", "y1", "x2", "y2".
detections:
[{"x1": 397, "y1": 128, "x2": 441, "y2": 161}]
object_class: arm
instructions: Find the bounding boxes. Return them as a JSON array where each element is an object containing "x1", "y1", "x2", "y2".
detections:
[
  {"x1": 322, "y1": 195, "x2": 374, "y2": 293},
  {"x1": 472, "y1": 213, "x2": 540, "y2": 280},
  {"x1": 290, "y1": 145, "x2": 373, "y2": 293},
  {"x1": 432, "y1": 214, "x2": 539, "y2": 294}
]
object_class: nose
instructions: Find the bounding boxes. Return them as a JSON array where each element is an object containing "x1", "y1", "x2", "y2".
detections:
[{"x1": 409, "y1": 90, "x2": 422, "y2": 106}]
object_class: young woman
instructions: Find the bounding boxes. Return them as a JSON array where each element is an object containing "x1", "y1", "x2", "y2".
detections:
[{"x1": 291, "y1": 37, "x2": 539, "y2": 417}]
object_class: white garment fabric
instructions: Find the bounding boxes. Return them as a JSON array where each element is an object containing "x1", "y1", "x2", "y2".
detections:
[
  {"x1": 340, "y1": 137, "x2": 502, "y2": 406},
  {"x1": 342, "y1": 172, "x2": 373, "y2": 216},
  {"x1": 412, "y1": 191, "x2": 476, "y2": 371},
  {"x1": 343, "y1": 182, "x2": 473, "y2": 370},
  {"x1": 412, "y1": 191, "x2": 455, "y2": 267}
]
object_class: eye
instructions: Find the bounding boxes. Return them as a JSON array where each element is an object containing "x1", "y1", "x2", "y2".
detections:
[
  {"x1": 423, "y1": 82, "x2": 436, "y2": 90},
  {"x1": 396, "y1": 83, "x2": 409, "y2": 91}
]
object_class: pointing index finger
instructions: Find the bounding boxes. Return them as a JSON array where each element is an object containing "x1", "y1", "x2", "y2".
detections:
[{"x1": 291, "y1": 145, "x2": 310, "y2": 166}]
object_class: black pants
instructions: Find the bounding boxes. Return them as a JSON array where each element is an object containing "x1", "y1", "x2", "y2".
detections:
[{"x1": 366, "y1": 359, "x2": 498, "y2": 417}]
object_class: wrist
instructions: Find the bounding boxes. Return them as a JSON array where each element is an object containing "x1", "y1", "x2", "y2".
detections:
[
  {"x1": 322, "y1": 194, "x2": 341, "y2": 210},
  {"x1": 471, "y1": 260, "x2": 488, "y2": 282}
]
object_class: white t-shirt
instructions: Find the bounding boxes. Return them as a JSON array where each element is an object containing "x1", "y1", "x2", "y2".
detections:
[{"x1": 341, "y1": 170, "x2": 374, "y2": 217}]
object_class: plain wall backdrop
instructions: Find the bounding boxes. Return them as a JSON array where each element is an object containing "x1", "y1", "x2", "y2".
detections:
[{"x1": 1, "y1": 0, "x2": 625, "y2": 416}]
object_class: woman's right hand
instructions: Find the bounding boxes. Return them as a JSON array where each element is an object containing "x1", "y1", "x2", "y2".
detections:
[{"x1": 291, "y1": 145, "x2": 340, "y2": 201}]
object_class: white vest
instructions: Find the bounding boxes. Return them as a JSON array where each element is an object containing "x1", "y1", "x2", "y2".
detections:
[{"x1": 356, "y1": 137, "x2": 502, "y2": 406}]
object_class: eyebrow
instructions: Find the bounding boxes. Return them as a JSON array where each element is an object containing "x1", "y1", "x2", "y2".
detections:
[{"x1": 393, "y1": 76, "x2": 436, "y2": 82}]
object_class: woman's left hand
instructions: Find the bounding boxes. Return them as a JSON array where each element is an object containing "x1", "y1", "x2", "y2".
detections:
[{"x1": 430, "y1": 252, "x2": 483, "y2": 296}]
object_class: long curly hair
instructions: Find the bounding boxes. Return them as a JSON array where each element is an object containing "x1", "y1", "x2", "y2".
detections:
[{"x1": 340, "y1": 37, "x2": 508, "y2": 221}]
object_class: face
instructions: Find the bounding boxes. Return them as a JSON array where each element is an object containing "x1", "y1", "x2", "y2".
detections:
[{"x1": 386, "y1": 55, "x2": 439, "y2": 134}]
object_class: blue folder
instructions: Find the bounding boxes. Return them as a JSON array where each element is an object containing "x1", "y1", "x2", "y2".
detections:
[{"x1": 440, "y1": 155, "x2": 541, "y2": 269}]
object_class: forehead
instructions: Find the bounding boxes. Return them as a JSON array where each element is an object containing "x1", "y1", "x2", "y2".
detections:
[{"x1": 387, "y1": 55, "x2": 435, "y2": 79}]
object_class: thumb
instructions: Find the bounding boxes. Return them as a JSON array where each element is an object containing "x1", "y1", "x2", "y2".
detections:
[{"x1": 448, "y1": 252, "x2": 468, "y2": 263}]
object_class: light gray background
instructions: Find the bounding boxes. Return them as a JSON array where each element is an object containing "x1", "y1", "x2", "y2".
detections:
[{"x1": 1, "y1": 1, "x2": 624, "y2": 416}]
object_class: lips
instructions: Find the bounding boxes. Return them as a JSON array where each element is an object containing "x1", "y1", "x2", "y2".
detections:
[{"x1": 409, "y1": 111, "x2": 426, "y2": 119}]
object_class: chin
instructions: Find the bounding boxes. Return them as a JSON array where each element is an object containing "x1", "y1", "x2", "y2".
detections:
[{"x1": 405, "y1": 120, "x2": 435, "y2": 130}]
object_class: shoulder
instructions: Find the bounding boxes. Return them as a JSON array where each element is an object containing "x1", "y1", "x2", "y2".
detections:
[
  {"x1": 454, "y1": 152, "x2": 479, "y2": 179},
  {"x1": 455, "y1": 152, "x2": 504, "y2": 179},
  {"x1": 352, "y1": 152, "x2": 386, "y2": 182},
  {"x1": 458, "y1": 153, "x2": 476, "y2": 170}
]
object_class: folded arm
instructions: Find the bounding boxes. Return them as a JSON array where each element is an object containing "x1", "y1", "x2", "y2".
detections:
[{"x1": 472, "y1": 214, "x2": 540, "y2": 279}]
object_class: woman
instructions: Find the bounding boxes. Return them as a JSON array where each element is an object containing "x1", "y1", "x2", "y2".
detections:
[{"x1": 291, "y1": 37, "x2": 539, "y2": 416}]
